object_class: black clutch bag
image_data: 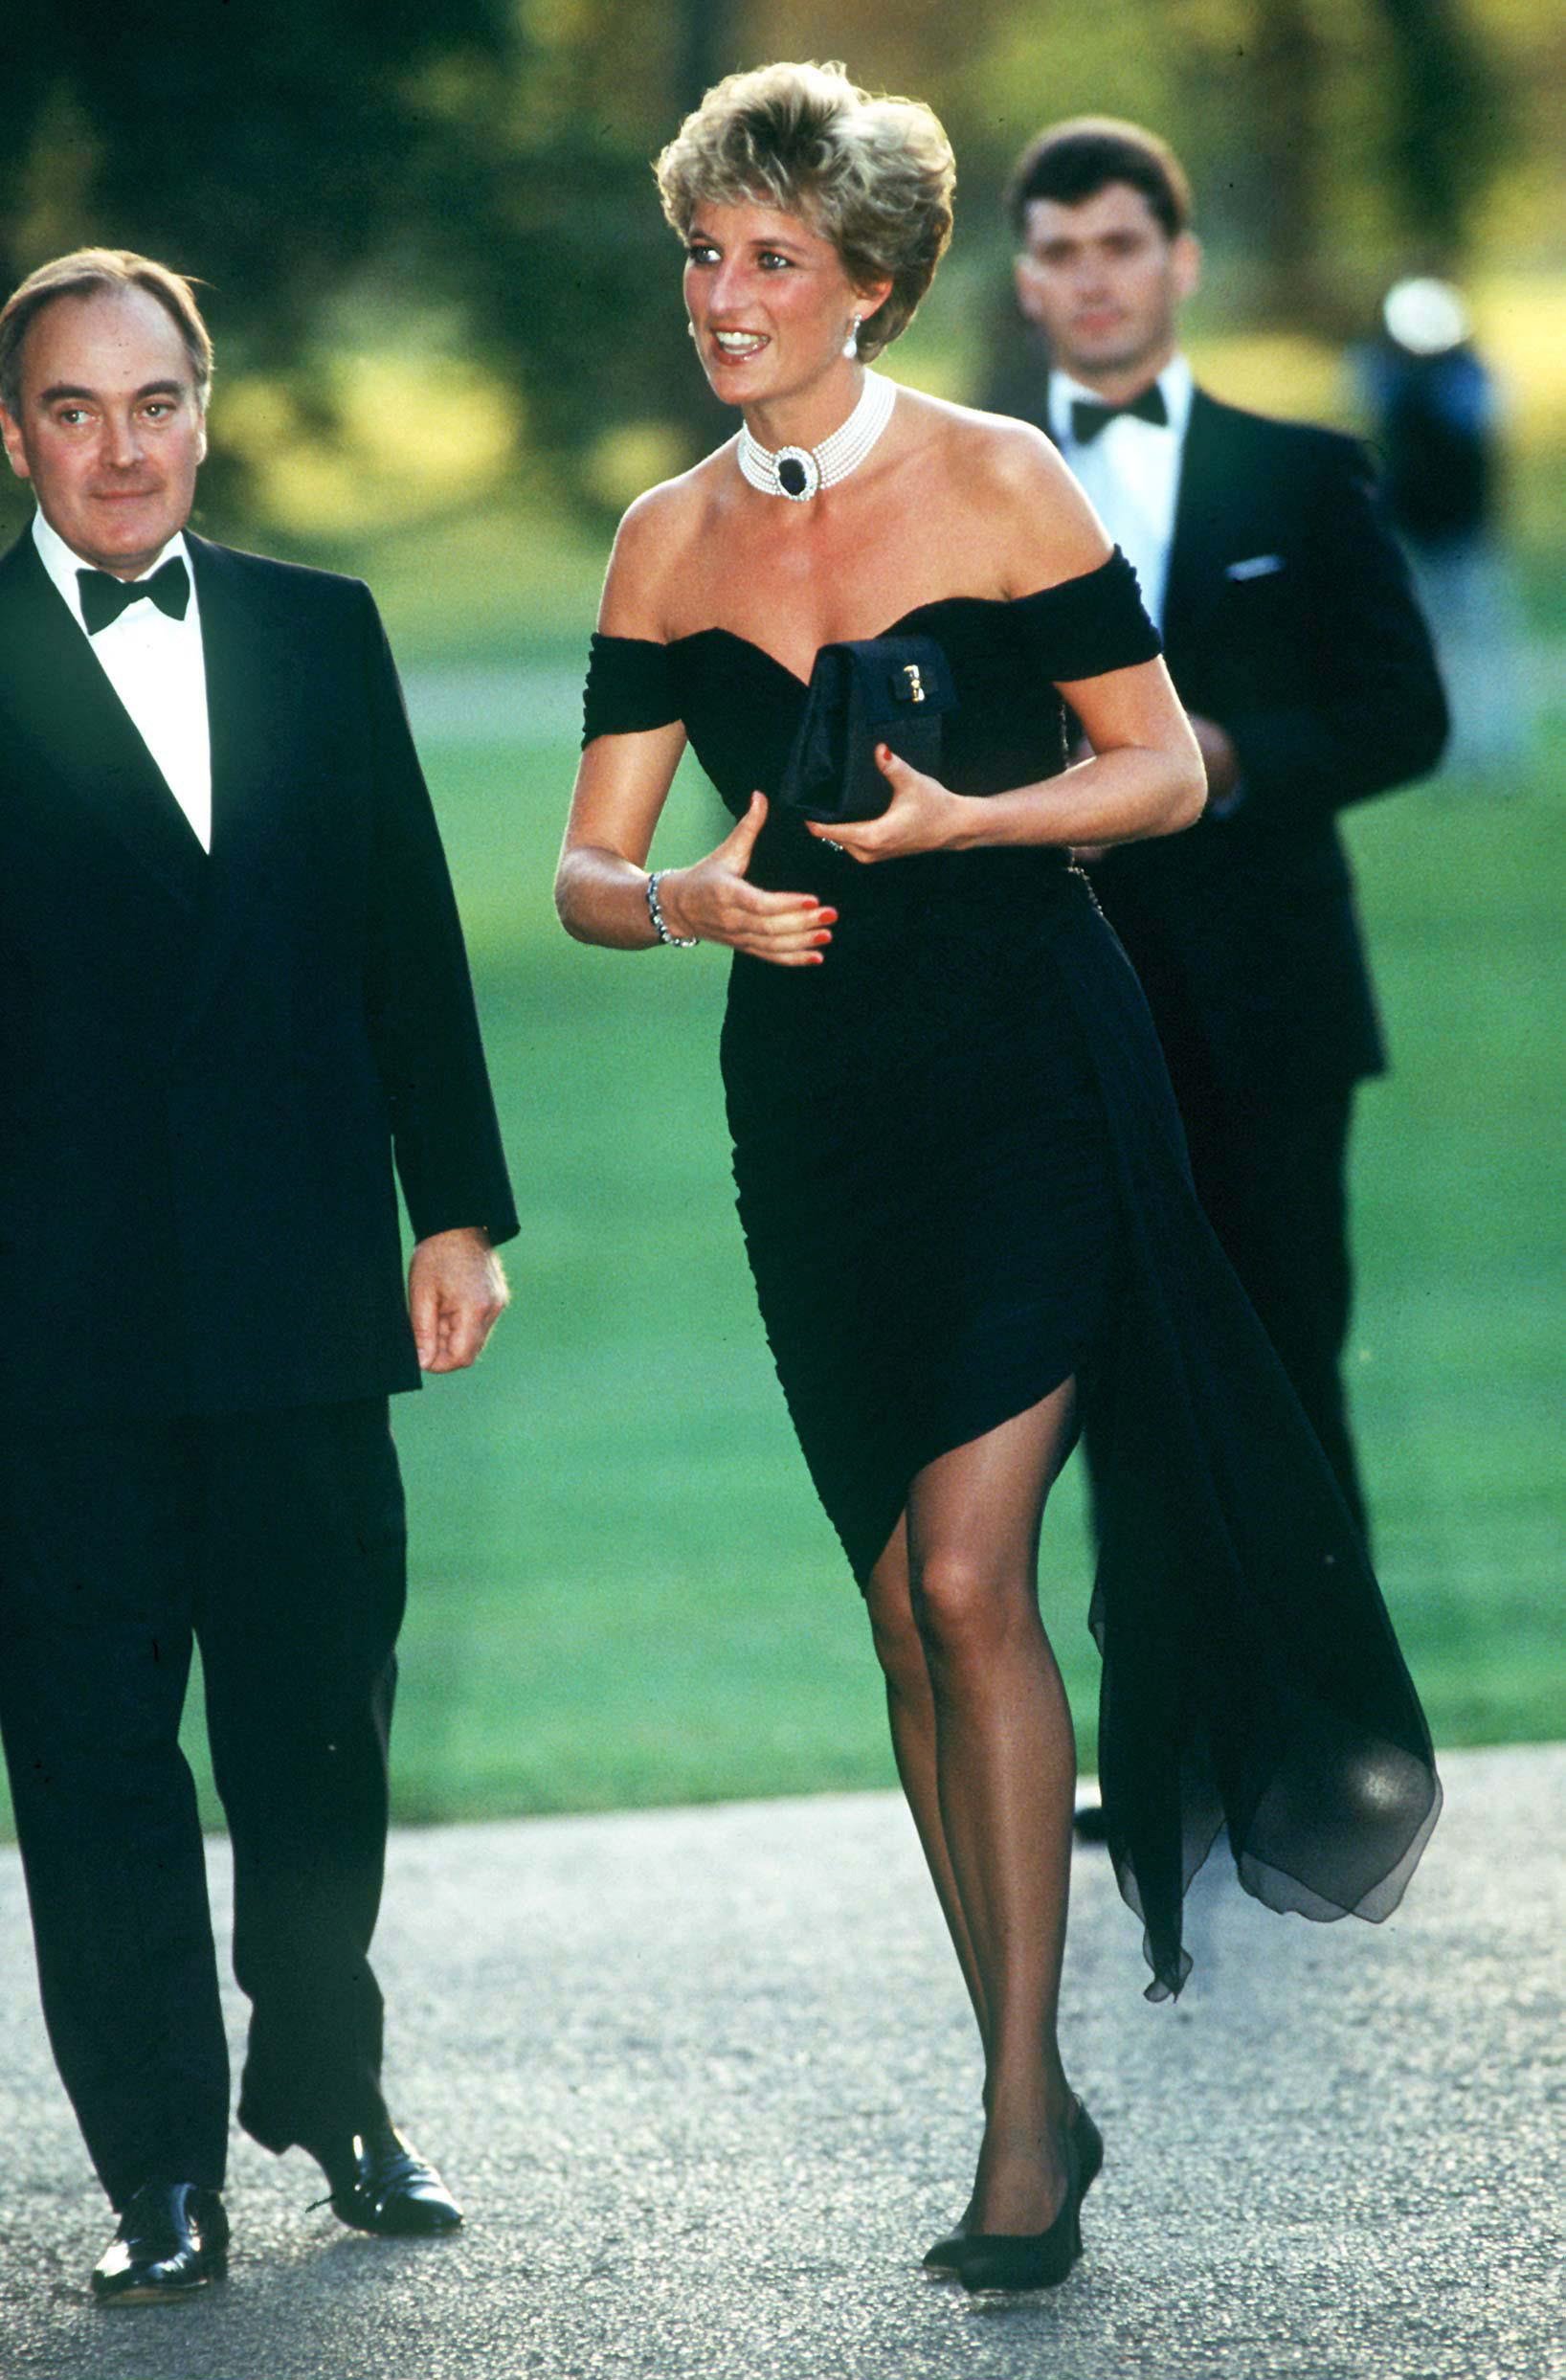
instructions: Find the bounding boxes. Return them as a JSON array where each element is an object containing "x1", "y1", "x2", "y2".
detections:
[{"x1": 775, "y1": 634, "x2": 958, "y2": 824}]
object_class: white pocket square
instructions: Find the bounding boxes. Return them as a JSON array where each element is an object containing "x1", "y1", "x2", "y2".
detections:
[{"x1": 1226, "y1": 553, "x2": 1286, "y2": 581}]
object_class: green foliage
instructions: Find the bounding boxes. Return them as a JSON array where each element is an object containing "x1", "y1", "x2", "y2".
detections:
[
  {"x1": 0, "y1": 1, "x2": 722, "y2": 521},
  {"x1": 0, "y1": 3, "x2": 526, "y2": 510},
  {"x1": 2, "y1": 0, "x2": 1555, "y2": 539},
  {"x1": 932, "y1": 0, "x2": 1524, "y2": 326},
  {"x1": 1373, "y1": 0, "x2": 1510, "y2": 256}
]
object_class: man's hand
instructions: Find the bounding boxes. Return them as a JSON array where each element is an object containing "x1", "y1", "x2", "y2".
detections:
[{"x1": 408, "y1": 1227, "x2": 509, "y2": 1373}]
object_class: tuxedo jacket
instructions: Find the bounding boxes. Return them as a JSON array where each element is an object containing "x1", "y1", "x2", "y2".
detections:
[
  {"x1": 0, "y1": 528, "x2": 519, "y2": 1426},
  {"x1": 1022, "y1": 381, "x2": 1449, "y2": 1104}
]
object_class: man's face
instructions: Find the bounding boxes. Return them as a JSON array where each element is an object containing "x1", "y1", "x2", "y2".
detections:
[
  {"x1": 0, "y1": 285, "x2": 207, "y2": 578},
  {"x1": 1014, "y1": 182, "x2": 1199, "y2": 393}
]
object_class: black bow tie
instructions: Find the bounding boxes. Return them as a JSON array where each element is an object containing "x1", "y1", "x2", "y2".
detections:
[
  {"x1": 78, "y1": 555, "x2": 190, "y2": 636},
  {"x1": 1069, "y1": 384, "x2": 1170, "y2": 445}
]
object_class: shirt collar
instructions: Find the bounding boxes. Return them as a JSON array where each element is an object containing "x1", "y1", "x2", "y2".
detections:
[
  {"x1": 32, "y1": 507, "x2": 193, "y2": 635},
  {"x1": 1050, "y1": 354, "x2": 1194, "y2": 449}
]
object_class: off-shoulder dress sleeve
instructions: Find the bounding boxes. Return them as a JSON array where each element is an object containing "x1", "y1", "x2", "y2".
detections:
[
  {"x1": 1016, "y1": 548, "x2": 1163, "y2": 682},
  {"x1": 581, "y1": 633, "x2": 682, "y2": 747}
]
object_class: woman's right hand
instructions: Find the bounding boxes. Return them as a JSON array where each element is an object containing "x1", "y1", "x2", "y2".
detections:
[{"x1": 658, "y1": 794, "x2": 836, "y2": 966}]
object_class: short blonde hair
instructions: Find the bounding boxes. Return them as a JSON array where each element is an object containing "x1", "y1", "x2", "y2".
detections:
[
  {"x1": 655, "y1": 61, "x2": 955, "y2": 360},
  {"x1": 0, "y1": 249, "x2": 213, "y2": 418}
]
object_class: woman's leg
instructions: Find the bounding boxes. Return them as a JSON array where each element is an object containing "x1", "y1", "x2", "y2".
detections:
[
  {"x1": 865, "y1": 1518, "x2": 991, "y2": 2054},
  {"x1": 882, "y1": 1380, "x2": 1084, "y2": 2234}
]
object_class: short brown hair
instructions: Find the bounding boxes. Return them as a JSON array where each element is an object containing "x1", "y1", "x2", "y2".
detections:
[
  {"x1": 0, "y1": 249, "x2": 213, "y2": 417},
  {"x1": 1007, "y1": 119, "x2": 1192, "y2": 242},
  {"x1": 655, "y1": 60, "x2": 955, "y2": 360}
]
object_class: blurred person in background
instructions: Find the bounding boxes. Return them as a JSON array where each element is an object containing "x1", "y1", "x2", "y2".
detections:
[
  {"x1": 557, "y1": 62, "x2": 1439, "y2": 2295},
  {"x1": 0, "y1": 249, "x2": 516, "y2": 2303},
  {"x1": 994, "y1": 119, "x2": 1448, "y2": 1561},
  {"x1": 1358, "y1": 275, "x2": 1533, "y2": 779}
]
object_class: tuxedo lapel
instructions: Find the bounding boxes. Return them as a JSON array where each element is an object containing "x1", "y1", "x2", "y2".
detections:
[
  {"x1": 189, "y1": 533, "x2": 289, "y2": 866},
  {"x1": 179, "y1": 534, "x2": 310, "y2": 1036},
  {"x1": 1161, "y1": 391, "x2": 1234, "y2": 673},
  {"x1": 0, "y1": 533, "x2": 207, "y2": 909}
]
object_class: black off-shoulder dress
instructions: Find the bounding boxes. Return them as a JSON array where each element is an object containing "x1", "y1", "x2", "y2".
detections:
[{"x1": 582, "y1": 551, "x2": 1440, "y2": 1997}]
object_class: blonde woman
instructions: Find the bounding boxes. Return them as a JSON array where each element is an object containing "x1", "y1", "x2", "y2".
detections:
[{"x1": 556, "y1": 62, "x2": 1439, "y2": 2293}]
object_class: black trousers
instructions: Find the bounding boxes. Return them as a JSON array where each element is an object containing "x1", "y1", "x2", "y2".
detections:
[
  {"x1": 0, "y1": 1401, "x2": 406, "y2": 2208},
  {"x1": 1175, "y1": 1086, "x2": 1368, "y2": 1544}
]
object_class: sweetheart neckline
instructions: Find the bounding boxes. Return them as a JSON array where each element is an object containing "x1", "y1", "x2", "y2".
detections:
[
  {"x1": 612, "y1": 556, "x2": 1128, "y2": 691},
  {"x1": 671, "y1": 611, "x2": 948, "y2": 691}
]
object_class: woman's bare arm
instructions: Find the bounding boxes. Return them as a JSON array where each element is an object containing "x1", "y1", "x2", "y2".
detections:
[{"x1": 554, "y1": 486, "x2": 838, "y2": 963}]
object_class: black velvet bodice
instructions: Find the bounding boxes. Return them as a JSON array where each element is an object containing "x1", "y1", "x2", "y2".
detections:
[{"x1": 583, "y1": 549, "x2": 1161, "y2": 921}]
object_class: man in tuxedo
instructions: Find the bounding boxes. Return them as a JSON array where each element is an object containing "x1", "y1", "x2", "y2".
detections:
[
  {"x1": 994, "y1": 120, "x2": 1447, "y2": 1544},
  {"x1": 0, "y1": 250, "x2": 519, "y2": 2301}
]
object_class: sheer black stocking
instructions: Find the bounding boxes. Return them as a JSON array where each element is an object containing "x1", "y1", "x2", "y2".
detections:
[
  {"x1": 867, "y1": 1510, "x2": 993, "y2": 2055},
  {"x1": 865, "y1": 1379, "x2": 1083, "y2": 2235}
]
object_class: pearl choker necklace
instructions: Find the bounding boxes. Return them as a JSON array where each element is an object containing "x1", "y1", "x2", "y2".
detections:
[{"x1": 737, "y1": 370, "x2": 897, "y2": 503}]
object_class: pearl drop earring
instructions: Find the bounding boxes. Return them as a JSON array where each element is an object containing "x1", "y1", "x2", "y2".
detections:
[{"x1": 843, "y1": 317, "x2": 861, "y2": 360}]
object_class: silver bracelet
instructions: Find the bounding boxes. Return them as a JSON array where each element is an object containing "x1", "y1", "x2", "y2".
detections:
[{"x1": 645, "y1": 871, "x2": 697, "y2": 947}]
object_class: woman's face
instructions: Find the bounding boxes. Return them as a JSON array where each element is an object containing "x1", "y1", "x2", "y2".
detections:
[{"x1": 682, "y1": 197, "x2": 887, "y2": 407}]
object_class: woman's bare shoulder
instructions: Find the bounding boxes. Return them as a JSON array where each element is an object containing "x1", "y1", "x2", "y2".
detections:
[
  {"x1": 897, "y1": 391, "x2": 1111, "y2": 592},
  {"x1": 598, "y1": 447, "x2": 736, "y2": 639}
]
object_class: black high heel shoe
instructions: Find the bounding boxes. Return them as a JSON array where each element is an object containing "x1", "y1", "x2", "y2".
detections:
[
  {"x1": 921, "y1": 2098, "x2": 1101, "y2": 2278},
  {"x1": 920, "y1": 2219, "x2": 972, "y2": 2276},
  {"x1": 1072, "y1": 2099, "x2": 1105, "y2": 2196},
  {"x1": 951, "y1": 2126, "x2": 1084, "y2": 2296}
]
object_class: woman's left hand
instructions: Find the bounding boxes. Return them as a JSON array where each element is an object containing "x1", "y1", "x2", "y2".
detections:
[{"x1": 803, "y1": 746, "x2": 970, "y2": 864}]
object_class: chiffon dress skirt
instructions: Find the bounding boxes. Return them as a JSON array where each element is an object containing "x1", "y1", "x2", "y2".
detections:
[{"x1": 582, "y1": 550, "x2": 1440, "y2": 1997}]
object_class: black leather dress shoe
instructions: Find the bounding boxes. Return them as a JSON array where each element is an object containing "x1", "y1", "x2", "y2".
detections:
[
  {"x1": 91, "y1": 2182, "x2": 229, "y2": 2304},
  {"x1": 317, "y1": 2122, "x2": 462, "y2": 2236}
]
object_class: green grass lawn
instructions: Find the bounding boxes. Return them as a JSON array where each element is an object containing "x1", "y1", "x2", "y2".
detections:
[
  {"x1": 393, "y1": 714, "x2": 1566, "y2": 1823},
  {"x1": 2, "y1": 707, "x2": 1560, "y2": 1841}
]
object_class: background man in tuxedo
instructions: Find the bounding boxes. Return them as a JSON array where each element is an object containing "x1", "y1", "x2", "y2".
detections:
[
  {"x1": 0, "y1": 250, "x2": 519, "y2": 2301},
  {"x1": 992, "y1": 120, "x2": 1448, "y2": 1545}
]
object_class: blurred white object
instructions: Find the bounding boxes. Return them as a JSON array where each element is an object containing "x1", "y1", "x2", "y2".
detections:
[{"x1": 1382, "y1": 276, "x2": 1471, "y2": 358}]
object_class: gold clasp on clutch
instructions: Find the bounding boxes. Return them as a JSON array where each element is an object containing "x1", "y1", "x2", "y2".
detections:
[{"x1": 902, "y1": 662, "x2": 926, "y2": 704}]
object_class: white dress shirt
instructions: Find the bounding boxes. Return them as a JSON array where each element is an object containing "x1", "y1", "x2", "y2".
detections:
[
  {"x1": 32, "y1": 507, "x2": 213, "y2": 851},
  {"x1": 1049, "y1": 355, "x2": 1194, "y2": 633}
]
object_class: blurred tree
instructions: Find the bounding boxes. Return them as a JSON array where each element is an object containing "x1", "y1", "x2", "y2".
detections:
[
  {"x1": 0, "y1": 0, "x2": 1539, "y2": 537},
  {"x1": 1372, "y1": 0, "x2": 1508, "y2": 259},
  {"x1": 0, "y1": 1, "x2": 528, "y2": 516},
  {"x1": 0, "y1": 0, "x2": 721, "y2": 524},
  {"x1": 1220, "y1": 0, "x2": 1509, "y2": 318},
  {"x1": 916, "y1": 0, "x2": 1516, "y2": 333},
  {"x1": 1235, "y1": 0, "x2": 1335, "y2": 322},
  {"x1": 677, "y1": 0, "x2": 743, "y2": 113},
  {"x1": 436, "y1": 2, "x2": 731, "y2": 501}
]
